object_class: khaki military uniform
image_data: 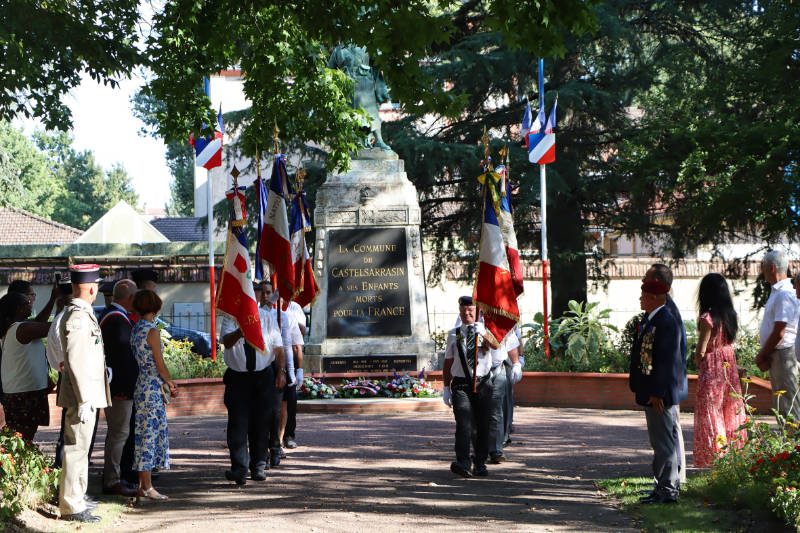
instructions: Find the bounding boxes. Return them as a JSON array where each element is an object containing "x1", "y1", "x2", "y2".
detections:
[{"x1": 57, "y1": 298, "x2": 111, "y2": 516}]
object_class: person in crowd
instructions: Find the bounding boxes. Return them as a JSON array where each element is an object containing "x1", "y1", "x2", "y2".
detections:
[
  {"x1": 221, "y1": 281, "x2": 285, "y2": 485},
  {"x1": 283, "y1": 299, "x2": 306, "y2": 449},
  {"x1": 57, "y1": 265, "x2": 110, "y2": 523},
  {"x1": 47, "y1": 275, "x2": 76, "y2": 468},
  {"x1": 756, "y1": 250, "x2": 800, "y2": 420},
  {"x1": 693, "y1": 273, "x2": 747, "y2": 467},
  {"x1": 130, "y1": 289, "x2": 178, "y2": 501},
  {"x1": 131, "y1": 269, "x2": 158, "y2": 292},
  {"x1": 503, "y1": 325, "x2": 524, "y2": 446},
  {"x1": 643, "y1": 264, "x2": 688, "y2": 483},
  {"x1": 442, "y1": 295, "x2": 499, "y2": 477},
  {"x1": 260, "y1": 281, "x2": 298, "y2": 464},
  {"x1": 630, "y1": 279, "x2": 683, "y2": 504},
  {"x1": 99, "y1": 280, "x2": 139, "y2": 496},
  {"x1": 0, "y1": 292, "x2": 54, "y2": 440},
  {"x1": 487, "y1": 327, "x2": 521, "y2": 463}
]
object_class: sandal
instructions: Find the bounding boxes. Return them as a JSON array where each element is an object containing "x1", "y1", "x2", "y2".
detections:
[{"x1": 137, "y1": 487, "x2": 168, "y2": 502}]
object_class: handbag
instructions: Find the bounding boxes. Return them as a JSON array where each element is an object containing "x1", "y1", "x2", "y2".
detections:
[{"x1": 160, "y1": 381, "x2": 172, "y2": 405}]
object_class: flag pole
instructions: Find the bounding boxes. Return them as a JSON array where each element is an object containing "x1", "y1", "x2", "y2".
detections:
[
  {"x1": 208, "y1": 165, "x2": 217, "y2": 361},
  {"x1": 538, "y1": 58, "x2": 550, "y2": 359}
]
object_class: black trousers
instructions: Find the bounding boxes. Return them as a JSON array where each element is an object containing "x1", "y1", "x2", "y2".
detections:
[
  {"x1": 451, "y1": 376, "x2": 492, "y2": 469},
  {"x1": 224, "y1": 366, "x2": 279, "y2": 476},
  {"x1": 284, "y1": 385, "x2": 297, "y2": 441}
]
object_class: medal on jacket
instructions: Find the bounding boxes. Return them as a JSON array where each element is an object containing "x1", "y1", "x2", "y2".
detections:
[{"x1": 640, "y1": 327, "x2": 655, "y2": 376}]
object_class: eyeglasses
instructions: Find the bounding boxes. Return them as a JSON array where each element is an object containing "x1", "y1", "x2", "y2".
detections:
[{"x1": 26, "y1": 292, "x2": 36, "y2": 298}]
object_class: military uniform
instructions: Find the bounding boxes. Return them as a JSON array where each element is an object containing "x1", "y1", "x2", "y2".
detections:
[{"x1": 57, "y1": 267, "x2": 111, "y2": 518}]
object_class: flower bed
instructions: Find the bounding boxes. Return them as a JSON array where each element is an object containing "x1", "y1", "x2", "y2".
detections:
[
  {"x1": 0, "y1": 427, "x2": 59, "y2": 520},
  {"x1": 298, "y1": 372, "x2": 438, "y2": 400}
]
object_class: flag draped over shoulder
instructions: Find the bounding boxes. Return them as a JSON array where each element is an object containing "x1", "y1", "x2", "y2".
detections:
[
  {"x1": 527, "y1": 99, "x2": 557, "y2": 165},
  {"x1": 474, "y1": 170, "x2": 520, "y2": 343},
  {"x1": 257, "y1": 154, "x2": 295, "y2": 302},
  {"x1": 493, "y1": 165, "x2": 524, "y2": 297},
  {"x1": 189, "y1": 107, "x2": 224, "y2": 169},
  {"x1": 216, "y1": 186, "x2": 265, "y2": 352},
  {"x1": 289, "y1": 187, "x2": 319, "y2": 308}
]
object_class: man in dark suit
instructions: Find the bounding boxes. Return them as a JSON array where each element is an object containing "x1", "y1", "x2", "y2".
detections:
[
  {"x1": 643, "y1": 264, "x2": 688, "y2": 483},
  {"x1": 630, "y1": 279, "x2": 683, "y2": 504}
]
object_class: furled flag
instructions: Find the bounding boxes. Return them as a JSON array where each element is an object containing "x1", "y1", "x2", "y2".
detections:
[
  {"x1": 216, "y1": 186, "x2": 265, "y2": 352},
  {"x1": 520, "y1": 101, "x2": 533, "y2": 147},
  {"x1": 253, "y1": 170, "x2": 270, "y2": 281},
  {"x1": 528, "y1": 97, "x2": 557, "y2": 165},
  {"x1": 256, "y1": 154, "x2": 295, "y2": 302},
  {"x1": 474, "y1": 171, "x2": 520, "y2": 344},
  {"x1": 289, "y1": 181, "x2": 319, "y2": 308},
  {"x1": 493, "y1": 165, "x2": 524, "y2": 297},
  {"x1": 189, "y1": 106, "x2": 224, "y2": 169}
]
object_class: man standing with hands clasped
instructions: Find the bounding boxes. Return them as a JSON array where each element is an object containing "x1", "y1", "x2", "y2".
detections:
[
  {"x1": 630, "y1": 279, "x2": 683, "y2": 504},
  {"x1": 57, "y1": 265, "x2": 111, "y2": 522},
  {"x1": 442, "y1": 296, "x2": 499, "y2": 478}
]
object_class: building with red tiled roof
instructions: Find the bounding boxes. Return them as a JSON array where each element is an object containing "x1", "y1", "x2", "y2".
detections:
[{"x1": 0, "y1": 207, "x2": 83, "y2": 245}]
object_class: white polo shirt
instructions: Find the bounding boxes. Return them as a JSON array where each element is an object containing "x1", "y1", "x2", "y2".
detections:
[
  {"x1": 221, "y1": 309, "x2": 282, "y2": 372},
  {"x1": 760, "y1": 277, "x2": 800, "y2": 350}
]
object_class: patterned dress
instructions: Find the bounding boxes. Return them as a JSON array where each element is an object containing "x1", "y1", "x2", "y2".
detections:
[
  {"x1": 131, "y1": 319, "x2": 170, "y2": 471},
  {"x1": 693, "y1": 312, "x2": 747, "y2": 467}
]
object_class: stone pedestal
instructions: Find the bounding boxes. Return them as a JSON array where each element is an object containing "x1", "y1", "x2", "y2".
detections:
[{"x1": 305, "y1": 150, "x2": 434, "y2": 372}]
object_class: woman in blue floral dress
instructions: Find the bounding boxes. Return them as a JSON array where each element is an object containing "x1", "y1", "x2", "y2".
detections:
[{"x1": 130, "y1": 290, "x2": 178, "y2": 501}]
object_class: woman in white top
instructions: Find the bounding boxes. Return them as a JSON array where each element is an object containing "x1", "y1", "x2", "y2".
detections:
[{"x1": 0, "y1": 292, "x2": 54, "y2": 440}]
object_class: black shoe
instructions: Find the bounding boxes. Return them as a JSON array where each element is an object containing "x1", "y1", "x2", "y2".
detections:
[
  {"x1": 224, "y1": 470, "x2": 246, "y2": 486},
  {"x1": 472, "y1": 463, "x2": 489, "y2": 476},
  {"x1": 250, "y1": 471, "x2": 267, "y2": 481},
  {"x1": 488, "y1": 453, "x2": 506, "y2": 464},
  {"x1": 639, "y1": 493, "x2": 678, "y2": 504},
  {"x1": 278, "y1": 447, "x2": 287, "y2": 459},
  {"x1": 503, "y1": 437, "x2": 512, "y2": 446},
  {"x1": 62, "y1": 510, "x2": 101, "y2": 523},
  {"x1": 450, "y1": 462, "x2": 472, "y2": 478},
  {"x1": 284, "y1": 438, "x2": 298, "y2": 449},
  {"x1": 270, "y1": 454, "x2": 280, "y2": 468}
]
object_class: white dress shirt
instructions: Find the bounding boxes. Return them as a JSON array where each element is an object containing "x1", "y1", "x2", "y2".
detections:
[
  {"x1": 221, "y1": 309, "x2": 282, "y2": 372},
  {"x1": 46, "y1": 309, "x2": 66, "y2": 369},
  {"x1": 760, "y1": 277, "x2": 800, "y2": 350},
  {"x1": 445, "y1": 322, "x2": 492, "y2": 378}
]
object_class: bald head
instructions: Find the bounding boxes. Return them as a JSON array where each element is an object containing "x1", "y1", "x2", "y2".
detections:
[{"x1": 113, "y1": 279, "x2": 137, "y2": 312}]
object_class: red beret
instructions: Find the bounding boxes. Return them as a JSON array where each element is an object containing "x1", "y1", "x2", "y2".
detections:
[{"x1": 641, "y1": 279, "x2": 670, "y2": 295}]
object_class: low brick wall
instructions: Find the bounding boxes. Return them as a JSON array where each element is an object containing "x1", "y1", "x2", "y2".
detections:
[{"x1": 0, "y1": 372, "x2": 777, "y2": 430}]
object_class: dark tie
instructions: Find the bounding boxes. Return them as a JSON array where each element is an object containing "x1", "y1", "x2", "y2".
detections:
[
  {"x1": 244, "y1": 343, "x2": 256, "y2": 372},
  {"x1": 465, "y1": 325, "x2": 476, "y2": 370}
]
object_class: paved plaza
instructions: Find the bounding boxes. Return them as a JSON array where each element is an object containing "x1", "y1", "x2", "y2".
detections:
[{"x1": 34, "y1": 407, "x2": 675, "y2": 532}]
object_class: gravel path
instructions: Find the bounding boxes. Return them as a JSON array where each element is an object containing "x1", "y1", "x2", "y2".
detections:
[{"x1": 34, "y1": 406, "x2": 684, "y2": 532}]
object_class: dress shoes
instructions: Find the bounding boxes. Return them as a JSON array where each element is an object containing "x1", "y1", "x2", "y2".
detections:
[
  {"x1": 284, "y1": 438, "x2": 298, "y2": 449},
  {"x1": 472, "y1": 463, "x2": 489, "y2": 477},
  {"x1": 270, "y1": 454, "x2": 281, "y2": 468},
  {"x1": 61, "y1": 510, "x2": 101, "y2": 523},
  {"x1": 278, "y1": 447, "x2": 287, "y2": 459},
  {"x1": 450, "y1": 462, "x2": 473, "y2": 478},
  {"x1": 224, "y1": 470, "x2": 247, "y2": 486},
  {"x1": 250, "y1": 471, "x2": 267, "y2": 481},
  {"x1": 639, "y1": 493, "x2": 678, "y2": 504},
  {"x1": 103, "y1": 483, "x2": 138, "y2": 497},
  {"x1": 488, "y1": 453, "x2": 506, "y2": 464}
]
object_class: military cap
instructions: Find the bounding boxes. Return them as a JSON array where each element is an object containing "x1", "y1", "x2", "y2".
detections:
[
  {"x1": 70, "y1": 264, "x2": 103, "y2": 284},
  {"x1": 458, "y1": 295, "x2": 474, "y2": 306}
]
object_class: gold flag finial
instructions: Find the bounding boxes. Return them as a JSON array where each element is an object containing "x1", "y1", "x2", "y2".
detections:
[
  {"x1": 230, "y1": 164, "x2": 240, "y2": 188},
  {"x1": 481, "y1": 125, "x2": 493, "y2": 171},
  {"x1": 297, "y1": 164, "x2": 306, "y2": 190},
  {"x1": 272, "y1": 120, "x2": 280, "y2": 154}
]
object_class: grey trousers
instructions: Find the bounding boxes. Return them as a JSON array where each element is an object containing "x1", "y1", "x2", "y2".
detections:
[
  {"x1": 769, "y1": 347, "x2": 800, "y2": 422},
  {"x1": 488, "y1": 365, "x2": 508, "y2": 456},
  {"x1": 503, "y1": 362, "x2": 514, "y2": 443},
  {"x1": 674, "y1": 405, "x2": 686, "y2": 484},
  {"x1": 644, "y1": 405, "x2": 680, "y2": 500},
  {"x1": 59, "y1": 405, "x2": 94, "y2": 515},
  {"x1": 103, "y1": 399, "x2": 133, "y2": 488}
]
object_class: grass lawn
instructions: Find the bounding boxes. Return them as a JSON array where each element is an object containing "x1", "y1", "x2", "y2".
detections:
[{"x1": 596, "y1": 475, "x2": 793, "y2": 533}]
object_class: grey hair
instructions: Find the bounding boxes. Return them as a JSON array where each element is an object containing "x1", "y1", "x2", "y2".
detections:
[
  {"x1": 763, "y1": 250, "x2": 789, "y2": 272},
  {"x1": 113, "y1": 279, "x2": 137, "y2": 300}
]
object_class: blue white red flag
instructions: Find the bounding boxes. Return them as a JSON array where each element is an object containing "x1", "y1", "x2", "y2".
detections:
[
  {"x1": 493, "y1": 165, "x2": 524, "y2": 297},
  {"x1": 474, "y1": 172, "x2": 520, "y2": 343},
  {"x1": 216, "y1": 185, "x2": 265, "y2": 352},
  {"x1": 528, "y1": 98, "x2": 556, "y2": 165},
  {"x1": 253, "y1": 172, "x2": 270, "y2": 281},
  {"x1": 289, "y1": 185, "x2": 319, "y2": 308},
  {"x1": 189, "y1": 106, "x2": 224, "y2": 170},
  {"x1": 257, "y1": 154, "x2": 296, "y2": 303},
  {"x1": 520, "y1": 101, "x2": 533, "y2": 147}
]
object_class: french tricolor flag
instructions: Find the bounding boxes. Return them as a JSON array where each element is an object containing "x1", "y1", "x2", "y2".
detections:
[
  {"x1": 528, "y1": 98, "x2": 557, "y2": 165},
  {"x1": 289, "y1": 187, "x2": 319, "y2": 308},
  {"x1": 190, "y1": 106, "x2": 224, "y2": 170},
  {"x1": 474, "y1": 177, "x2": 520, "y2": 344},
  {"x1": 494, "y1": 165, "x2": 524, "y2": 297},
  {"x1": 216, "y1": 186, "x2": 265, "y2": 352},
  {"x1": 257, "y1": 154, "x2": 296, "y2": 303}
]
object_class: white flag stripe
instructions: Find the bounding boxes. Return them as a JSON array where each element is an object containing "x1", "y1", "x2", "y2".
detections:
[
  {"x1": 196, "y1": 138, "x2": 222, "y2": 167},
  {"x1": 498, "y1": 210, "x2": 518, "y2": 250},
  {"x1": 529, "y1": 134, "x2": 555, "y2": 163},
  {"x1": 480, "y1": 222, "x2": 511, "y2": 269},
  {"x1": 265, "y1": 194, "x2": 291, "y2": 241}
]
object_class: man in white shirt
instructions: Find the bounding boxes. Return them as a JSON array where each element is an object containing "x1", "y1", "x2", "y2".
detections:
[
  {"x1": 443, "y1": 296, "x2": 499, "y2": 477},
  {"x1": 220, "y1": 282, "x2": 285, "y2": 485},
  {"x1": 282, "y1": 300, "x2": 306, "y2": 449},
  {"x1": 756, "y1": 250, "x2": 800, "y2": 420},
  {"x1": 488, "y1": 329, "x2": 522, "y2": 463}
]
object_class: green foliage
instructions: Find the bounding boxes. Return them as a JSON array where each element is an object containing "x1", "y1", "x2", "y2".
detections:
[
  {"x1": 0, "y1": 427, "x2": 60, "y2": 520},
  {"x1": 162, "y1": 338, "x2": 226, "y2": 380}
]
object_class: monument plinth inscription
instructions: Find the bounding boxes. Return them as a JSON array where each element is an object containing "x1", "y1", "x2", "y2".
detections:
[{"x1": 326, "y1": 228, "x2": 412, "y2": 337}]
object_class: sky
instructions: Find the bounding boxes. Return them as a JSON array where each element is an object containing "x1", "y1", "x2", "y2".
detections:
[{"x1": 17, "y1": 72, "x2": 173, "y2": 211}]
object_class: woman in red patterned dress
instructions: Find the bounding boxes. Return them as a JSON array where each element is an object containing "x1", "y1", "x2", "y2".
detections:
[{"x1": 693, "y1": 273, "x2": 747, "y2": 468}]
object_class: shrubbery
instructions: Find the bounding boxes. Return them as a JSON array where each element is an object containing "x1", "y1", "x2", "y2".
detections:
[
  {"x1": 162, "y1": 338, "x2": 226, "y2": 379},
  {"x1": 0, "y1": 427, "x2": 59, "y2": 520}
]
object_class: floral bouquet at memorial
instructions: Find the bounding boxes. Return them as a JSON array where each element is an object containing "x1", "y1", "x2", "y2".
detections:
[
  {"x1": 379, "y1": 371, "x2": 438, "y2": 398},
  {"x1": 298, "y1": 375, "x2": 338, "y2": 400},
  {"x1": 339, "y1": 378, "x2": 382, "y2": 398},
  {"x1": 0, "y1": 426, "x2": 60, "y2": 519}
]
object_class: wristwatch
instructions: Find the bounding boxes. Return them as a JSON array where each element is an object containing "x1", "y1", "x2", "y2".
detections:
[{"x1": 279, "y1": 367, "x2": 288, "y2": 374}]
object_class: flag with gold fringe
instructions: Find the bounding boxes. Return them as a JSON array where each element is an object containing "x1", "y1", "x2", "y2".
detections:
[{"x1": 289, "y1": 168, "x2": 319, "y2": 308}]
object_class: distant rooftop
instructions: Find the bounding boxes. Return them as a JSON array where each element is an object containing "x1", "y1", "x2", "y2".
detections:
[
  {"x1": 0, "y1": 207, "x2": 83, "y2": 245},
  {"x1": 150, "y1": 217, "x2": 208, "y2": 242}
]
